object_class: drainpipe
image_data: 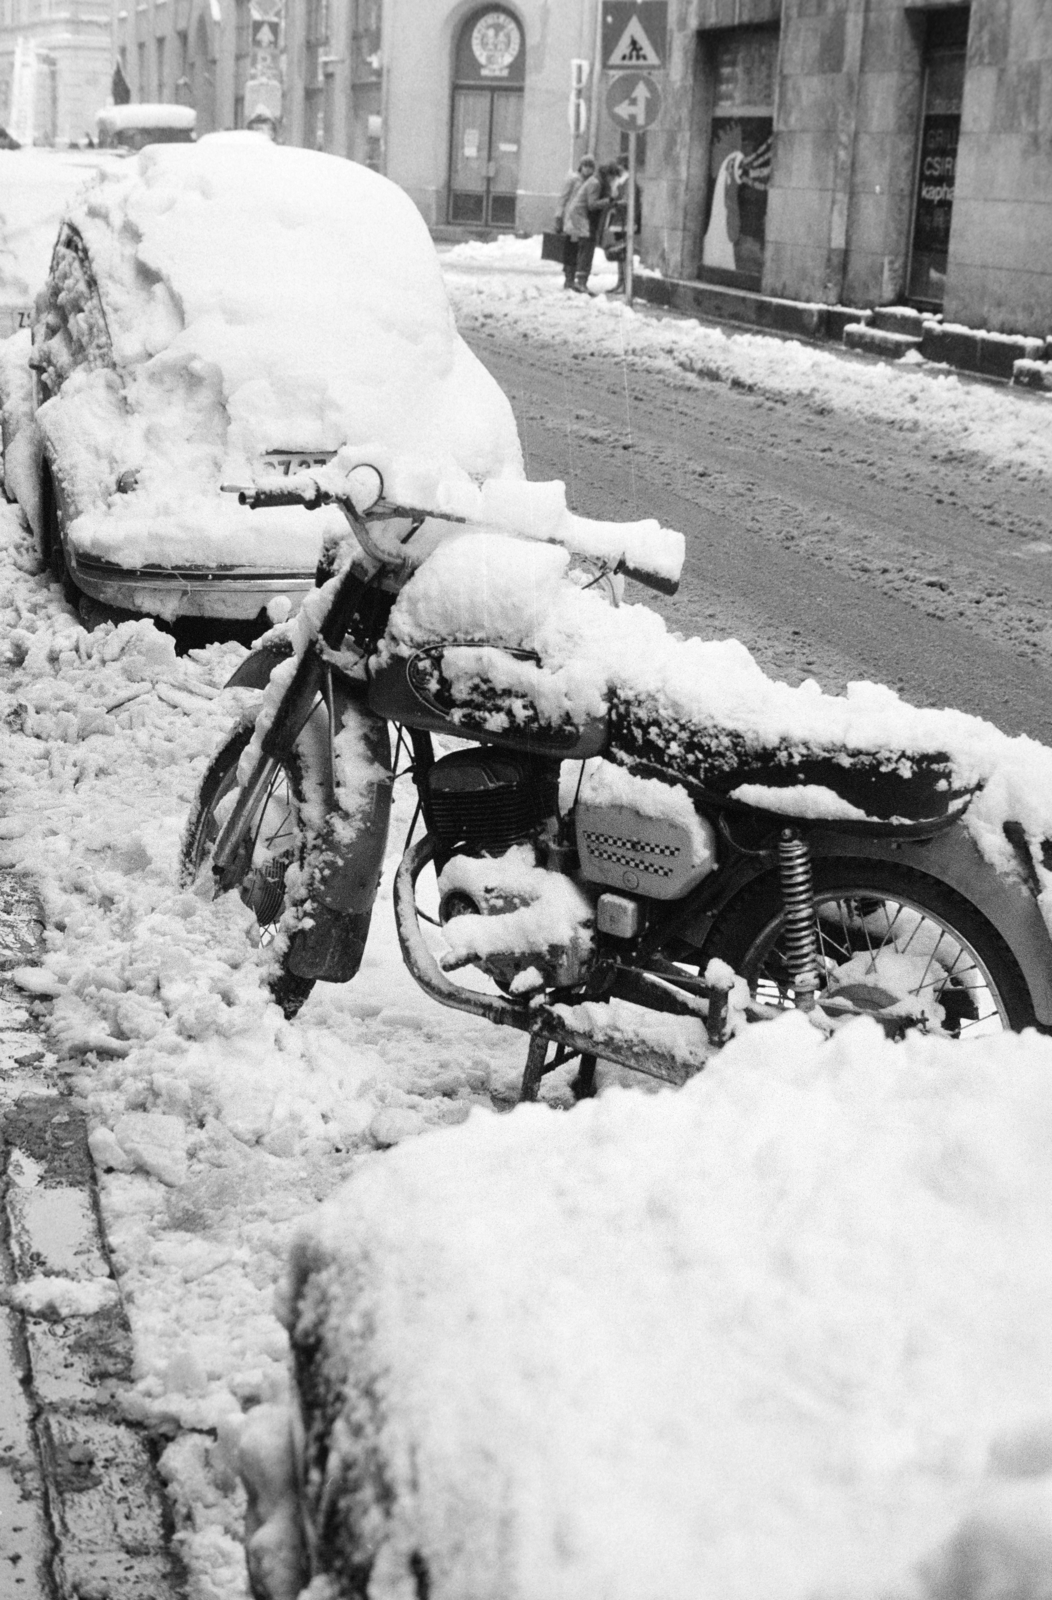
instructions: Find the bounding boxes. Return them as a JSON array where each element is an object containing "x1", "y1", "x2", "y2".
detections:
[
  {"x1": 588, "y1": 0, "x2": 603, "y2": 154},
  {"x1": 823, "y1": 0, "x2": 868, "y2": 308}
]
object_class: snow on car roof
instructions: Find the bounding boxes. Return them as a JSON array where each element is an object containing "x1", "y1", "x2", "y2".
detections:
[
  {"x1": 67, "y1": 132, "x2": 523, "y2": 482},
  {"x1": 96, "y1": 103, "x2": 197, "y2": 131}
]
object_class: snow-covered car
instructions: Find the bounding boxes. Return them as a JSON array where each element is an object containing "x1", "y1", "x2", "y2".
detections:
[
  {"x1": 0, "y1": 133, "x2": 522, "y2": 623},
  {"x1": 95, "y1": 102, "x2": 196, "y2": 151}
]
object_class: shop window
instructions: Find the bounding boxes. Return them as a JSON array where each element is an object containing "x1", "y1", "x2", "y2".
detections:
[
  {"x1": 907, "y1": 9, "x2": 969, "y2": 307},
  {"x1": 448, "y1": 7, "x2": 525, "y2": 229},
  {"x1": 699, "y1": 26, "x2": 777, "y2": 290}
]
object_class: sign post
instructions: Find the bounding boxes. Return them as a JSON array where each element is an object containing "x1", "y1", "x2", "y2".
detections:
[
  {"x1": 600, "y1": 4, "x2": 666, "y2": 307},
  {"x1": 604, "y1": 69, "x2": 663, "y2": 305}
]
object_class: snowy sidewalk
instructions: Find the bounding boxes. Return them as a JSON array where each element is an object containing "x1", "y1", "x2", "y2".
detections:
[{"x1": 0, "y1": 882, "x2": 185, "y2": 1599}]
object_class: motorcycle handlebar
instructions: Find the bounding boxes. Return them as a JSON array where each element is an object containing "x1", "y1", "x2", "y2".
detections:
[
  {"x1": 230, "y1": 485, "x2": 331, "y2": 510},
  {"x1": 220, "y1": 479, "x2": 680, "y2": 595}
]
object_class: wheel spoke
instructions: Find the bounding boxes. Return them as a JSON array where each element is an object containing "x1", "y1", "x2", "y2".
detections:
[{"x1": 748, "y1": 882, "x2": 1013, "y2": 1036}]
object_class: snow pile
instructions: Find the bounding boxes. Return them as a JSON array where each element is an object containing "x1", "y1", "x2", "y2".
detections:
[
  {"x1": 7, "y1": 1274, "x2": 119, "y2": 1317},
  {"x1": 277, "y1": 1012, "x2": 1052, "y2": 1600},
  {"x1": 0, "y1": 503, "x2": 527, "y2": 1584},
  {"x1": 436, "y1": 842, "x2": 594, "y2": 986},
  {"x1": 443, "y1": 240, "x2": 1052, "y2": 480},
  {"x1": 16, "y1": 135, "x2": 524, "y2": 583}
]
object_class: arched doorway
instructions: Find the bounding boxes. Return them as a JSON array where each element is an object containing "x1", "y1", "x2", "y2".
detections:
[{"x1": 448, "y1": 7, "x2": 524, "y2": 228}]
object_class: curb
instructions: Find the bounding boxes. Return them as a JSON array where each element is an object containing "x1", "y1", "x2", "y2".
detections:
[
  {"x1": 0, "y1": 875, "x2": 187, "y2": 1599},
  {"x1": 632, "y1": 272, "x2": 1051, "y2": 385}
]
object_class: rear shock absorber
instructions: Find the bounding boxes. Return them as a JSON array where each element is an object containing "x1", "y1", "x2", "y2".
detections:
[{"x1": 777, "y1": 828, "x2": 820, "y2": 1011}]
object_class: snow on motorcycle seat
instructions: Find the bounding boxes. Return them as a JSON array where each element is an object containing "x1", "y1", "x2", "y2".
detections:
[
  {"x1": 375, "y1": 534, "x2": 985, "y2": 831},
  {"x1": 607, "y1": 697, "x2": 975, "y2": 832}
]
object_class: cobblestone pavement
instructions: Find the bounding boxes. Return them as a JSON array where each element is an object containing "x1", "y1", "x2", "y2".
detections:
[{"x1": 0, "y1": 869, "x2": 186, "y2": 1599}]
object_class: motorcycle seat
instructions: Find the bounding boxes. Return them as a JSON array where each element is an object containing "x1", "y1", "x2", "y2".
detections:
[{"x1": 608, "y1": 692, "x2": 974, "y2": 832}]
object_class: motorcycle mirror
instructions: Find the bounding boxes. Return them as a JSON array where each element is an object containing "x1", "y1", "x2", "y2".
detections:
[{"x1": 346, "y1": 464, "x2": 384, "y2": 514}]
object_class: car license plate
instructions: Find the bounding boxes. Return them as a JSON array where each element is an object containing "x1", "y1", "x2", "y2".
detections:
[
  {"x1": 260, "y1": 450, "x2": 336, "y2": 476},
  {"x1": 0, "y1": 305, "x2": 33, "y2": 337}
]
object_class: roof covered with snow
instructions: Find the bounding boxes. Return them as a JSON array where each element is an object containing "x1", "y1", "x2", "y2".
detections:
[{"x1": 96, "y1": 103, "x2": 197, "y2": 132}]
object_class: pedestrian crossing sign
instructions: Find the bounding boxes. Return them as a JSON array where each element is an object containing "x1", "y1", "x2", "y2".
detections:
[{"x1": 602, "y1": 3, "x2": 666, "y2": 70}]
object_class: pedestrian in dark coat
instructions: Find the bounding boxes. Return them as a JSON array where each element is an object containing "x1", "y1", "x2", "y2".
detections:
[{"x1": 555, "y1": 156, "x2": 602, "y2": 292}]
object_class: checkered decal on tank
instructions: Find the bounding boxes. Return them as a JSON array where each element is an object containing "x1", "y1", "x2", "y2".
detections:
[{"x1": 581, "y1": 831, "x2": 680, "y2": 877}]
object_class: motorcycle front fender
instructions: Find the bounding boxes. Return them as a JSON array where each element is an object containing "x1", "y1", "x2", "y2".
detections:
[
  {"x1": 679, "y1": 820, "x2": 1052, "y2": 1027},
  {"x1": 224, "y1": 636, "x2": 296, "y2": 690},
  {"x1": 285, "y1": 684, "x2": 393, "y2": 984}
]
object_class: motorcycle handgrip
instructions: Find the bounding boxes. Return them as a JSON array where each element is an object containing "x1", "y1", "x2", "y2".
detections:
[
  {"x1": 220, "y1": 483, "x2": 330, "y2": 510},
  {"x1": 245, "y1": 488, "x2": 328, "y2": 510},
  {"x1": 618, "y1": 559, "x2": 680, "y2": 597}
]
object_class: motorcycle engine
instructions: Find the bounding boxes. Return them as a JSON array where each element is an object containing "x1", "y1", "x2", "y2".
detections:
[
  {"x1": 425, "y1": 748, "x2": 589, "y2": 991},
  {"x1": 424, "y1": 747, "x2": 560, "y2": 857}
]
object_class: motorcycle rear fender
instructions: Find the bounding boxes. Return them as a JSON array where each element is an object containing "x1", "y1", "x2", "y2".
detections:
[
  {"x1": 286, "y1": 685, "x2": 393, "y2": 983},
  {"x1": 679, "y1": 821, "x2": 1052, "y2": 1027}
]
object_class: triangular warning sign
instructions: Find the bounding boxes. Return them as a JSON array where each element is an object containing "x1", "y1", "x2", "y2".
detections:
[{"x1": 607, "y1": 15, "x2": 661, "y2": 68}]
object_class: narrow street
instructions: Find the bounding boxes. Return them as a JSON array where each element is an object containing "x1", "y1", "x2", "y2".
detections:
[{"x1": 460, "y1": 310, "x2": 1052, "y2": 743}]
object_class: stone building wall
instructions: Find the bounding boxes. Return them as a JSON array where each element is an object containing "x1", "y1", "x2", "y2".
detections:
[
  {"x1": 0, "y1": 0, "x2": 111, "y2": 145},
  {"x1": 948, "y1": 0, "x2": 1052, "y2": 330},
  {"x1": 650, "y1": 0, "x2": 1050, "y2": 332}
]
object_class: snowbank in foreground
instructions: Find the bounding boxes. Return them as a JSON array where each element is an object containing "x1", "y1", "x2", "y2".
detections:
[
  {"x1": 271, "y1": 1012, "x2": 1052, "y2": 1600},
  {"x1": 442, "y1": 238, "x2": 1052, "y2": 482}
]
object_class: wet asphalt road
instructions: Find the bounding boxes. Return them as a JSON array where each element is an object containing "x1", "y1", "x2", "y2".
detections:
[{"x1": 463, "y1": 321, "x2": 1052, "y2": 745}]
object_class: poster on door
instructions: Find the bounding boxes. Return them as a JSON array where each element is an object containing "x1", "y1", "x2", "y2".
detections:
[
  {"x1": 911, "y1": 114, "x2": 959, "y2": 270},
  {"x1": 701, "y1": 118, "x2": 773, "y2": 288}
]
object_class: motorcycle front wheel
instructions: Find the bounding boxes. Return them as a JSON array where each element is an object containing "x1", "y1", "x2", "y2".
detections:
[
  {"x1": 180, "y1": 723, "x2": 315, "y2": 1020},
  {"x1": 700, "y1": 858, "x2": 1037, "y2": 1036}
]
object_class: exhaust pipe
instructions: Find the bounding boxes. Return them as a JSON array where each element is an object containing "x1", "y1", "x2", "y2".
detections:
[{"x1": 394, "y1": 836, "x2": 722, "y2": 1090}]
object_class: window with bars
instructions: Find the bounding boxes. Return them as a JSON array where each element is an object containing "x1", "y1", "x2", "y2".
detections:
[
  {"x1": 306, "y1": 0, "x2": 329, "y2": 46},
  {"x1": 234, "y1": 0, "x2": 250, "y2": 118},
  {"x1": 352, "y1": 0, "x2": 381, "y2": 82},
  {"x1": 235, "y1": 0, "x2": 251, "y2": 56}
]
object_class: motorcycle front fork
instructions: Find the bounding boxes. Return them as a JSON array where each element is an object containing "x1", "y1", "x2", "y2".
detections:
[{"x1": 212, "y1": 653, "x2": 332, "y2": 891}]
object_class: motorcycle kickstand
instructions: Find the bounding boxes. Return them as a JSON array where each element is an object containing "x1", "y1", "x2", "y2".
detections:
[{"x1": 520, "y1": 1038, "x2": 598, "y2": 1104}]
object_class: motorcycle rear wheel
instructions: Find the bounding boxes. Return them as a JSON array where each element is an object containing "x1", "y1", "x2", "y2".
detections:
[
  {"x1": 700, "y1": 859, "x2": 1037, "y2": 1036},
  {"x1": 180, "y1": 723, "x2": 315, "y2": 1020}
]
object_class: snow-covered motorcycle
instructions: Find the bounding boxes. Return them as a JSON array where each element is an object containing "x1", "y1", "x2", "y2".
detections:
[{"x1": 181, "y1": 461, "x2": 1052, "y2": 1097}]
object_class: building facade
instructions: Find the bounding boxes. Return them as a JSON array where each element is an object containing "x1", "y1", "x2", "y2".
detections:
[
  {"x1": 283, "y1": 0, "x2": 614, "y2": 237},
  {"x1": 651, "y1": 0, "x2": 1051, "y2": 332},
  {"x1": 0, "y1": 0, "x2": 111, "y2": 145},
  {"x1": 111, "y1": 0, "x2": 283, "y2": 137},
  {"x1": 113, "y1": 1, "x2": 611, "y2": 235}
]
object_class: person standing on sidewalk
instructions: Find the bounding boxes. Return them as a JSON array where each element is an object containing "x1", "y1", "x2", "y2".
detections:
[{"x1": 554, "y1": 156, "x2": 601, "y2": 293}]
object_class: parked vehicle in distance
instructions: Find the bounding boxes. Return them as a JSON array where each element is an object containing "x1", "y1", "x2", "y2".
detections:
[
  {"x1": 95, "y1": 103, "x2": 196, "y2": 151},
  {"x1": 0, "y1": 133, "x2": 521, "y2": 624}
]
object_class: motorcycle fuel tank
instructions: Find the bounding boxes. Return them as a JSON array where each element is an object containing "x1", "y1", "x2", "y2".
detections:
[{"x1": 368, "y1": 644, "x2": 608, "y2": 761}]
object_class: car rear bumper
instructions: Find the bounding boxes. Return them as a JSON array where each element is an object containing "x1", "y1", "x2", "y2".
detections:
[{"x1": 70, "y1": 552, "x2": 315, "y2": 620}]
